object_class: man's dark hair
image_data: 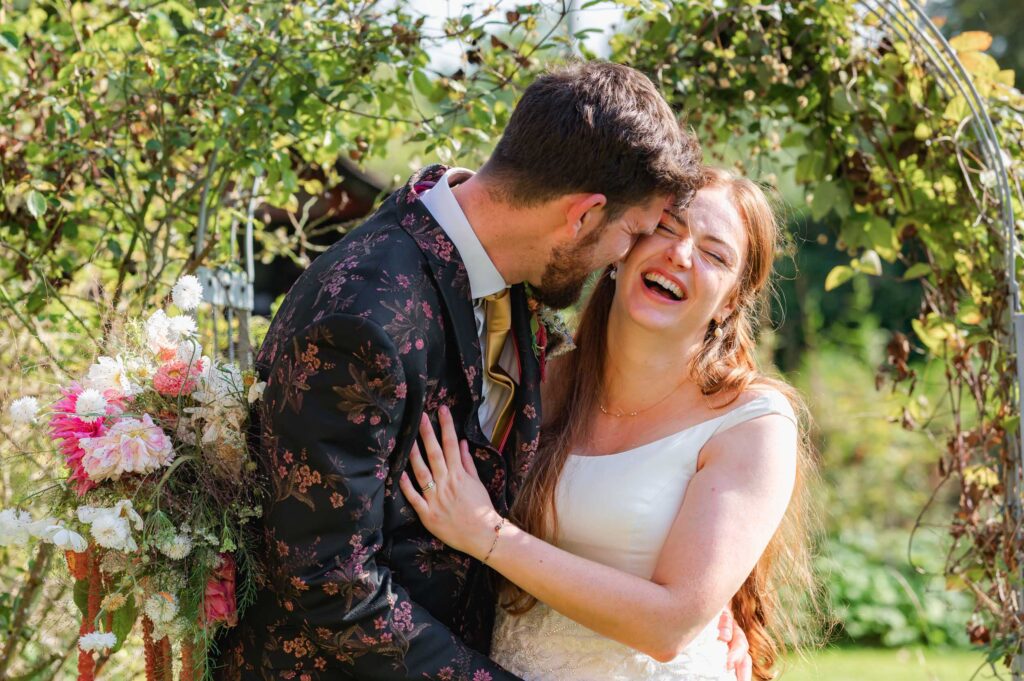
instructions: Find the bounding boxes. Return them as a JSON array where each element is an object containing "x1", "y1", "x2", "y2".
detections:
[{"x1": 480, "y1": 61, "x2": 701, "y2": 215}]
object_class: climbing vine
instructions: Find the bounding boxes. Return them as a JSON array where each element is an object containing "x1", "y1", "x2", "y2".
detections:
[{"x1": 617, "y1": 0, "x2": 1023, "y2": 667}]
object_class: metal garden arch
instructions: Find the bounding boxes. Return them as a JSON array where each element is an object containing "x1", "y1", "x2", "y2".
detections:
[{"x1": 855, "y1": 2, "x2": 1023, "y2": 675}]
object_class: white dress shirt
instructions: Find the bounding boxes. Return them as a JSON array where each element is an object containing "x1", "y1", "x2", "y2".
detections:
[{"x1": 419, "y1": 167, "x2": 520, "y2": 441}]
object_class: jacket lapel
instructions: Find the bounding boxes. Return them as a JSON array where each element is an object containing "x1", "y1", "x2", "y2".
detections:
[
  {"x1": 504, "y1": 285, "x2": 543, "y2": 498},
  {"x1": 394, "y1": 165, "x2": 491, "y2": 444},
  {"x1": 395, "y1": 166, "x2": 543, "y2": 502}
]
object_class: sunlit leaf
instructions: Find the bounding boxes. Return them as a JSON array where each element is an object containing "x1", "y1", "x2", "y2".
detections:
[
  {"x1": 958, "y1": 51, "x2": 999, "y2": 78},
  {"x1": 26, "y1": 190, "x2": 46, "y2": 219},
  {"x1": 902, "y1": 263, "x2": 932, "y2": 281},
  {"x1": 942, "y1": 95, "x2": 970, "y2": 122},
  {"x1": 949, "y1": 31, "x2": 993, "y2": 53},
  {"x1": 855, "y1": 250, "x2": 883, "y2": 276},
  {"x1": 824, "y1": 265, "x2": 854, "y2": 291}
]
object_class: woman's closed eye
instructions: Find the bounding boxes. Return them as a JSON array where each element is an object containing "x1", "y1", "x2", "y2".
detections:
[{"x1": 702, "y1": 249, "x2": 728, "y2": 266}]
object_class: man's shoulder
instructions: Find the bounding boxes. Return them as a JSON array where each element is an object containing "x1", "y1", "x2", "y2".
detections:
[
  {"x1": 260, "y1": 206, "x2": 442, "y2": 349},
  {"x1": 331, "y1": 206, "x2": 424, "y2": 270}
]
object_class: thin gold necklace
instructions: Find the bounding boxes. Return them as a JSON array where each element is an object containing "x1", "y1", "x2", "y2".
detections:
[{"x1": 599, "y1": 383, "x2": 684, "y2": 418}]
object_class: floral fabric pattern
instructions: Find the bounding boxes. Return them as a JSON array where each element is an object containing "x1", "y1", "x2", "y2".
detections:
[{"x1": 215, "y1": 165, "x2": 541, "y2": 680}]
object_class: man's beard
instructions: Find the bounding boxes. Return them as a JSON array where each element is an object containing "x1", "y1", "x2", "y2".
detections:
[{"x1": 532, "y1": 221, "x2": 606, "y2": 309}]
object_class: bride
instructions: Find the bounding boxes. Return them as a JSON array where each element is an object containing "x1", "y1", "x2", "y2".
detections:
[{"x1": 398, "y1": 169, "x2": 819, "y2": 681}]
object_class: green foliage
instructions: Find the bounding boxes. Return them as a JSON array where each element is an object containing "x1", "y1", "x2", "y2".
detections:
[
  {"x1": 822, "y1": 528, "x2": 973, "y2": 647},
  {"x1": 0, "y1": 0, "x2": 562, "y2": 345},
  {"x1": 792, "y1": 337, "x2": 972, "y2": 648},
  {"x1": 619, "y1": 0, "x2": 1023, "y2": 663}
]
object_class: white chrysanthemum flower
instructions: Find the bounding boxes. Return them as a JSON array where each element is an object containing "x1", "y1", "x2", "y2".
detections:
[
  {"x1": 151, "y1": 616, "x2": 187, "y2": 642},
  {"x1": 90, "y1": 513, "x2": 135, "y2": 552},
  {"x1": 175, "y1": 338, "x2": 203, "y2": 365},
  {"x1": 144, "y1": 592, "x2": 179, "y2": 624},
  {"x1": 172, "y1": 274, "x2": 203, "y2": 312},
  {"x1": 125, "y1": 356, "x2": 155, "y2": 382},
  {"x1": 82, "y1": 500, "x2": 143, "y2": 552},
  {"x1": 167, "y1": 314, "x2": 197, "y2": 341},
  {"x1": 78, "y1": 631, "x2": 117, "y2": 653},
  {"x1": 247, "y1": 380, "x2": 266, "y2": 404},
  {"x1": 979, "y1": 169, "x2": 997, "y2": 190},
  {"x1": 0, "y1": 509, "x2": 33, "y2": 547},
  {"x1": 85, "y1": 355, "x2": 140, "y2": 397},
  {"x1": 9, "y1": 397, "x2": 40, "y2": 425},
  {"x1": 75, "y1": 389, "x2": 108, "y2": 423},
  {"x1": 159, "y1": 533, "x2": 193, "y2": 560}
]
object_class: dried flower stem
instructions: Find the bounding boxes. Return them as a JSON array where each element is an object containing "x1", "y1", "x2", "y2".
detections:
[
  {"x1": 180, "y1": 640, "x2": 194, "y2": 681},
  {"x1": 143, "y1": 617, "x2": 157, "y2": 681},
  {"x1": 161, "y1": 637, "x2": 172, "y2": 681},
  {"x1": 75, "y1": 547, "x2": 100, "y2": 681}
]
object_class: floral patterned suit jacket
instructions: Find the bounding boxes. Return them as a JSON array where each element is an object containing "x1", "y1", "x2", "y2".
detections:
[{"x1": 216, "y1": 165, "x2": 541, "y2": 680}]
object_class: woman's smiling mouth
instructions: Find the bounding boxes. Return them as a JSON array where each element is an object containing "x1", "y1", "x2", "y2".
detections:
[{"x1": 641, "y1": 270, "x2": 687, "y2": 302}]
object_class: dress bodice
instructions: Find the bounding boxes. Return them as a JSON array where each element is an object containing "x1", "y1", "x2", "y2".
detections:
[{"x1": 491, "y1": 390, "x2": 796, "y2": 681}]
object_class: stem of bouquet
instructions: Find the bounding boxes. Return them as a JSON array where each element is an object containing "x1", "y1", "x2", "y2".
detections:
[
  {"x1": 180, "y1": 639, "x2": 194, "y2": 681},
  {"x1": 161, "y1": 637, "x2": 173, "y2": 681},
  {"x1": 144, "y1": 617, "x2": 157, "y2": 681},
  {"x1": 154, "y1": 636, "x2": 164, "y2": 679},
  {"x1": 76, "y1": 547, "x2": 101, "y2": 681}
]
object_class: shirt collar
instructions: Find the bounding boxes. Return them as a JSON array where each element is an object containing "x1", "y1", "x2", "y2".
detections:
[{"x1": 419, "y1": 167, "x2": 507, "y2": 300}]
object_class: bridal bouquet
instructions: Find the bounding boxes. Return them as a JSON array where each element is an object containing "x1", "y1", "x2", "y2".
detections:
[{"x1": 1, "y1": 276, "x2": 264, "y2": 680}]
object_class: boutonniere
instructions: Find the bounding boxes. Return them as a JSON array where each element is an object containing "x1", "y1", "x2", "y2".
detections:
[{"x1": 524, "y1": 285, "x2": 575, "y2": 382}]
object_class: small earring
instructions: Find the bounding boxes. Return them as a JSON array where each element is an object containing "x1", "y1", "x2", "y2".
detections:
[
  {"x1": 713, "y1": 324, "x2": 724, "y2": 339},
  {"x1": 609, "y1": 267, "x2": 617, "y2": 280}
]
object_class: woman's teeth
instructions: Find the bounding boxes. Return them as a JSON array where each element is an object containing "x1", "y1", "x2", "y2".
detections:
[{"x1": 642, "y1": 272, "x2": 683, "y2": 301}]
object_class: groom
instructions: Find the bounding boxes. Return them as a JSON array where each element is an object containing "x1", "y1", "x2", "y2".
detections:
[{"x1": 218, "y1": 62, "x2": 739, "y2": 679}]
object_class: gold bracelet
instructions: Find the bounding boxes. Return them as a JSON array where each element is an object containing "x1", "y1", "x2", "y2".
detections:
[{"x1": 482, "y1": 517, "x2": 506, "y2": 563}]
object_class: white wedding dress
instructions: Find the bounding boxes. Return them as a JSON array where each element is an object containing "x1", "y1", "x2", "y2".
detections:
[{"x1": 491, "y1": 390, "x2": 796, "y2": 681}]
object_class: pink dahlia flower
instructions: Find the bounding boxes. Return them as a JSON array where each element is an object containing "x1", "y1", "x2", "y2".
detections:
[
  {"x1": 152, "y1": 359, "x2": 203, "y2": 397},
  {"x1": 78, "y1": 413, "x2": 174, "y2": 482},
  {"x1": 49, "y1": 384, "x2": 127, "y2": 495}
]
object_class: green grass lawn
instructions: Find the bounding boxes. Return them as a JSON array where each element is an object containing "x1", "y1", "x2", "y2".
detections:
[{"x1": 781, "y1": 647, "x2": 997, "y2": 681}]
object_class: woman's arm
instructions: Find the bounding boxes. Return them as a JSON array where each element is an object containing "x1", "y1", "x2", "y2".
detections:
[{"x1": 399, "y1": 405, "x2": 796, "y2": 664}]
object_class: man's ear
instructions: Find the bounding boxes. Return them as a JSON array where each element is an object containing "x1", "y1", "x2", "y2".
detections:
[{"x1": 564, "y1": 193, "x2": 607, "y2": 237}]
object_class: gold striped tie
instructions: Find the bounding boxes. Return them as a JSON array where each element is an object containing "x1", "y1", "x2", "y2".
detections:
[{"x1": 483, "y1": 290, "x2": 515, "y2": 443}]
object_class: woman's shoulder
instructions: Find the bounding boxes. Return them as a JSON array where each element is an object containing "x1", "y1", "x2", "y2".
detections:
[
  {"x1": 699, "y1": 386, "x2": 800, "y2": 463},
  {"x1": 735, "y1": 386, "x2": 798, "y2": 423}
]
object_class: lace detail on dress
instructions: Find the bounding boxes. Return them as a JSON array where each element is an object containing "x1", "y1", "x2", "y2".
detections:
[{"x1": 491, "y1": 603, "x2": 733, "y2": 681}]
